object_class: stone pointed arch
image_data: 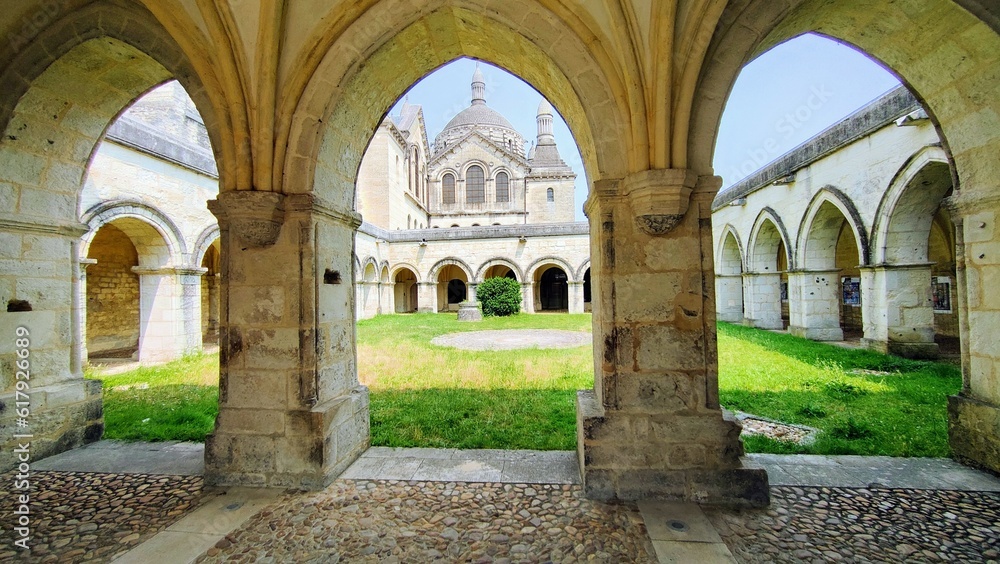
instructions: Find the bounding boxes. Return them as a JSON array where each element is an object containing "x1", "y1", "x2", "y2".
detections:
[
  {"x1": 575, "y1": 259, "x2": 592, "y2": 282},
  {"x1": 748, "y1": 207, "x2": 793, "y2": 273},
  {"x1": 796, "y1": 187, "x2": 870, "y2": 269},
  {"x1": 526, "y1": 256, "x2": 577, "y2": 283},
  {"x1": 716, "y1": 224, "x2": 745, "y2": 275},
  {"x1": 281, "y1": 4, "x2": 626, "y2": 214},
  {"x1": 475, "y1": 258, "x2": 524, "y2": 283},
  {"x1": 360, "y1": 257, "x2": 379, "y2": 282},
  {"x1": 871, "y1": 145, "x2": 953, "y2": 264},
  {"x1": 80, "y1": 201, "x2": 186, "y2": 268},
  {"x1": 428, "y1": 257, "x2": 474, "y2": 283}
]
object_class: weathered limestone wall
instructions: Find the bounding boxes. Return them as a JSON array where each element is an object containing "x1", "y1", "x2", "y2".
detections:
[{"x1": 85, "y1": 225, "x2": 140, "y2": 355}]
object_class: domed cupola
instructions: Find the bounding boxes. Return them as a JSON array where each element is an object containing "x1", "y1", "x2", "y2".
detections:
[{"x1": 433, "y1": 65, "x2": 526, "y2": 157}]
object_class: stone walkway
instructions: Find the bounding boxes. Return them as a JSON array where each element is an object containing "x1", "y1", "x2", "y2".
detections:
[
  {"x1": 10, "y1": 442, "x2": 1000, "y2": 563},
  {"x1": 431, "y1": 329, "x2": 591, "y2": 350}
]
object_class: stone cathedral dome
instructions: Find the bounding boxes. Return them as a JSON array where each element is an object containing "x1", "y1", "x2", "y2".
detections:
[{"x1": 433, "y1": 66, "x2": 526, "y2": 157}]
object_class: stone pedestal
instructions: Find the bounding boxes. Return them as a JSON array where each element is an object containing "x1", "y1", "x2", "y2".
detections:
[
  {"x1": 743, "y1": 272, "x2": 784, "y2": 329},
  {"x1": 577, "y1": 169, "x2": 768, "y2": 507},
  {"x1": 204, "y1": 191, "x2": 369, "y2": 489},
  {"x1": 949, "y1": 395, "x2": 1000, "y2": 474},
  {"x1": 458, "y1": 301, "x2": 483, "y2": 321},
  {"x1": 788, "y1": 269, "x2": 844, "y2": 341},
  {"x1": 860, "y1": 263, "x2": 938, "y2": 359},
  {"x1": 715, "y1": 273, "x2": 744, "y2": 323}
]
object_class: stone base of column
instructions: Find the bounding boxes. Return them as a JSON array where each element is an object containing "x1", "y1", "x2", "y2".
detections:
[
  {"x1": 0, "y1": 380, "x2": 103, "y2": 471},
  {"x1": 789, "y1": 325, "x2": 843, "y2": 341},
  {"x1": 861, "y1": 338, "x2": 939, "y2": 360},
  {"x1": 744, "y1": 317, "x2": 784, "y2": 330},
  {"x1": 948, "y1": 394, "x2": 1000, "y2": 475},
  {"x1": 205, "y1": 385, "x2": 369, "y2": 488},
  {"x1": 576, "y1": 391, "x2": 769, "y2": 507},
  {"x1": 716, "y1": 312, "x2": 742, "y2": 323}
]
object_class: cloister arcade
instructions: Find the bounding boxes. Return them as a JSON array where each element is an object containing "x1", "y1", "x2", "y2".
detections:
[{"x1": 1, "y1": 0, "x2": 999, "y2": 509}]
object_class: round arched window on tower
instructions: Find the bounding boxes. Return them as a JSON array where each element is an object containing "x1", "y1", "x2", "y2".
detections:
[
  {"x1": 496, "y1": 172, "x2": 510, "y2": 203},
  {"x1": 547, "y1": 187, "x2": 554, "y2": 202}
]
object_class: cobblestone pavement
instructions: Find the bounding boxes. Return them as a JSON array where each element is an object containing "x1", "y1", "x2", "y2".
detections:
[
  {"x1": 197, "y1": 480, "x2": 655, "y2": 563},
  {"x1": 0, "y1": 471, "x2": 204, "y2": 562},
  {"x1": 706, "y1": 486, "x2": 1000, "y2": 563}
]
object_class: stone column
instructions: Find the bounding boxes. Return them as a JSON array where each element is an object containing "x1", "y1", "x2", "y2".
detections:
[
  {"x1": 360, "y1": 281, "x2": 379, "y2": 319},
  {"x1": 521, "y1": 282, "x2": 535, "y2": 313},
  {"x1": 943, "y1": 193, "x2": 1000, "y2": 474},
  {"x1": 714, "y1": 273, "x2": 743, "y2": 323},
  {"x1": 75, "y1": 257, "x2": 97, "y2": 369},
  {"x1": 577, "y1": 169, "x2": 768, "y2": 507},
  {"x1": 204, "y1": 191, "x2": 369, "y2": 489},
  {"x1": 180, "y1": 268, "x2": 206, "y2": 353},
  {"x1": 417, "y1": 282, "x2": 437, "y2": 313},
  {"x1": 468, "y1": 282, "x2": 478, "y2": 304},
  {"x1": 133, "y1": 267, "x2": 189, "y2": 362},
  {"x1": 386, "y1": 282, "x2": 397, "y2": 314},
  {"x1": 743, "y1": 272, "x2": 783, "y2": 329},
  {"x1": 0, "y1": 223, "x2": 103, "y2": 472},
  {"x1": 859, "y1": 263, "x2": 938, "y2": 359},
  {"x1": 206, "y1": 273, "x2": 220, "y2": 338},
  {"x1": 568, "y1": 281, "x2": 584, "y2": 314},
  {"x1": 787, "y1": 269, "x2": 843, "y2": 341}
]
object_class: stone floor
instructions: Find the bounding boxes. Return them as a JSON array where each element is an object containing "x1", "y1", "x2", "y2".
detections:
[{"x1": 8, "y1": 442, "x2": 1000, "y2": 563}]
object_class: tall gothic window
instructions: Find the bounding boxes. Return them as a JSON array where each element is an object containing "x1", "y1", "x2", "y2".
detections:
[
  {"x1": 466, "y1": 165, "x2": 485, "y2": 204},
  {"x1": 496, "y1": 172, "x2": 509, "y2": 203},
  {"x1": 547, "y1": 187, "x2": 555, "y2": 202},
  {"x1": 442, "y1": 173, "x2": 456, "y2": 204}
]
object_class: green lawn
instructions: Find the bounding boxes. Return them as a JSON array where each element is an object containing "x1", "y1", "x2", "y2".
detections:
[
  {"x1": 88, "y1": 315, "x2": 961, "y2": 458},
  {"x1": 717, "y1": 322, "x2": 961, "y2": 457},
  {"x1": 357, "y1": 313, "x2": 593, "y2": 450},
  {"x1": 86, "y1": 352, "x2": 219, "y2": 442}
]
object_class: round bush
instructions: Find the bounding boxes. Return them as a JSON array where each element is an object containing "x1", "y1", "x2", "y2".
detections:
[{"x1": 476, "y1": 276, "x2": 522, "y2": 317}]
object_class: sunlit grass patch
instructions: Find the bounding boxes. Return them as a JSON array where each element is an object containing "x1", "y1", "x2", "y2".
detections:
[{"x1": 718, "y1": 322, "x2": 961, "y2": 457}]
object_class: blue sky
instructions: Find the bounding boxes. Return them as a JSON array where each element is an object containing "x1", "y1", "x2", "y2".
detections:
[{"x1": 390, "y1": 34, "x2": 901, "y2": 221}]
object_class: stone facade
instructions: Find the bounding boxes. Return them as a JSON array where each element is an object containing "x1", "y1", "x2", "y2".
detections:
[
  {"x1": 712, "y1": 87, "x2": 958, "y2": 358},
  {"x1": 2, "y1": 0, "x2": 1000, "y2": 506}
]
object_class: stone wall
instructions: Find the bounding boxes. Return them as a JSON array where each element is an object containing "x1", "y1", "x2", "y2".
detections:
[{"x1": 86, "y1": 224, "x2": 140, "y2": 355}]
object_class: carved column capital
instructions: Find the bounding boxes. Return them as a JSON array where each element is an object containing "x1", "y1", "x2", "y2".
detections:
[
  {"x1": 208, "y1": 191, "x2": 285, "y2": 248},
  {"x1": 623, "y1": 169, "x2": 697, "y2": 235}
]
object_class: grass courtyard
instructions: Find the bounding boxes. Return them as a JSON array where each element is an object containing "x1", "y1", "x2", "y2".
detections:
[{"x1": 88, "y1": 314, "x2": 961, "y2": 458}]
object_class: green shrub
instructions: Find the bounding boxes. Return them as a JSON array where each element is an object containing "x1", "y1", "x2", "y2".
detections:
[{"x1": 477, "y1": 276, "x2": 522, "y2": 317}]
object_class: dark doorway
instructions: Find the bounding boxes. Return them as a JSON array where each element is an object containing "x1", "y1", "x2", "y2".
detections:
[{"x1": 539, "y1": 268, "x2": 568, "y2": 310}]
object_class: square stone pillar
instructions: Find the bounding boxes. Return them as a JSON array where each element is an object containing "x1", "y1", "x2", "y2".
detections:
[
  {"x1": 743, "y1": 272, "x2": 784, "y2": 329},
  {"x1": 468, "y1": 282, "x2": 478, "y2": 304},
  {"x1": 943, "y1": 193, "x2": 1000, "y2": 474},
  {"x1": 204, "y1": 191, "x2": 369, "y2": 489},
  {"x1": 0, "y1": 227, "x2": 102, "y2": 472},
  {"x1": 206, "y1": 273, "x2": 220, "y2": 338},
  {"x1": 577, "y1": 169, "x2": 768, "y2": 507},
  {"x1": 521, "y1": 282, "x2": 535, "y2": 313},
  {"x1": 133, "y1": 267, "x2": 198, "y2": 362},
  {"x1": 417, "y1": 282, "x2": 437, "y2": 313},
  {"x1": 860, "y1": 263, "x2": 938, "y2": 359},
  {"x1": 568, "y1": 281, "x2": 585, "y2": 314},
  {"x1": 714, "y1": 274, "x2": 743, "y2": 323},
  {"x1": 787, "y1": 269, "x2": 844, "y2": 341}
]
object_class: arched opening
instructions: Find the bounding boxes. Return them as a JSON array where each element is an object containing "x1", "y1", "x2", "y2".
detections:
[
  {"x1": 201, "y1": 240, "x2": 221, "y2": 344},
  {"x1": 359, "y1": 261, "x2": 379, "y2": 320},
  {"x1": 583, "y1": 268, "x2": 592, "y2": 312},
  {"x1": 393, "y1": 268, "x2": 418, "y2": 313},
  {"x1": 85, "y1": 223, "x2": 142, "y2": 360},
  {"x1": 745, "y1": 216, "x2": 789, "y2": 330},
  {"x1": 437, "y1": 264, "x2": 469, "y2": 311},
  {"x1": 716, "y1": 230, "x2": 745, "y2": 323},
  {"x1": 483, "y1": 265, "x2": 517, "y2": 281},
  {"x1": 535, "y1": 265, "x2": 569, "y2": 311}
]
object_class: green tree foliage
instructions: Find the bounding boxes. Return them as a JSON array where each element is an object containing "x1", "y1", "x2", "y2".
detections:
[{"x1": 477, "y1": 276, "x2": 522, "y2": 317}]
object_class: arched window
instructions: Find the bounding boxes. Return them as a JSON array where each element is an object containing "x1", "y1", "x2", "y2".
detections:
[
  {"x1": 496, "y1": 172, "x2": 509, "y2": 203},
  {"x1": 546, "y1": 187, "x2": 555, "y2": 202},
  {"x1": 466, "y1": 165, "x2": 485, "y2": 204},
  {"x1": 407, "y1": 215, "x2": 411, "y2": 229},
  {"x1": 442, "y1": 173, "x2": 456, "y2": 205}
]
